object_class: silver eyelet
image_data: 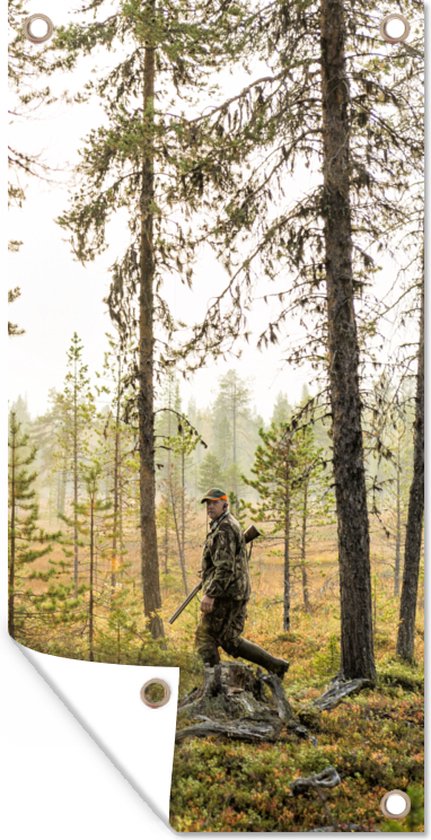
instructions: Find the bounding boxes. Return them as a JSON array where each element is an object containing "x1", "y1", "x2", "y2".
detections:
[
  {"x1": 379, "y1": 13, "x2": 411, "y2": 44},
  {"x1": 380, "y1": 790, "x2": 411, "y2": 820},
  {"x1": 140, "y1": 679, "x2": 171, "y2": 708},
  {"x1": 23, "y1": 14, "x2": 54, "y2": 44}
]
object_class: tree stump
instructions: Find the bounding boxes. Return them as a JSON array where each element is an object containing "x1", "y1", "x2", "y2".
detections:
[{"x1": 176, "y1": 662, "x2": 308, "y2": 743}]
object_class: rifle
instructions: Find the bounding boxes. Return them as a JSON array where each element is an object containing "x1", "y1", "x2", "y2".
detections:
[{"x1": 168, "y1": 524, "x2": 261, "y2": 625}]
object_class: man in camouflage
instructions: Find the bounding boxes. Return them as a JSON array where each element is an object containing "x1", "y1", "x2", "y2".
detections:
[{"x1": 195, "y1": 488, "x2": 290, "y2": 679}]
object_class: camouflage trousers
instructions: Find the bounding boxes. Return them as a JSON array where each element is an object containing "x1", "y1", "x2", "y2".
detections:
[{"x1": 195, "y1": 597, "x2": 248, "y2": 665}]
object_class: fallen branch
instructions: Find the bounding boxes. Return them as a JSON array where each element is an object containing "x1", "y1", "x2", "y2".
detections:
[
  {"x1": 290, "y1": 766, "x2": 341, "y2": 795},
  {"x1": 176, "y1": 716, "x2": 278, "y2": 743},
  {"x1": 290, "y1": 766, "x2": 342, "y2": 830},
  {"x1": 314, "y1": 677, "x2": 374, "y2": 711}
]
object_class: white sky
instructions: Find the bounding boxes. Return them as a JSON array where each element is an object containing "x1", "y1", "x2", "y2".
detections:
[
  {"x1": 7, "y1": 126, "x2": 312, "y2": 423},
  {"x1": 7, "y1": 0, "x2": 421, "y2": 424},
  {"x1": 7, "y1": 0, "x2": 317, "y2": 423}
]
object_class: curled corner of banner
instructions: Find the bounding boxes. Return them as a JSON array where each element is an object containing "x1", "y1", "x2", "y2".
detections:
[{"x1": 16, "y1": 641, "x2": 180, "y2": 826}]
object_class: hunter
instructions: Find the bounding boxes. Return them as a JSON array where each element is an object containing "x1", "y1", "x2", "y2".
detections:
[{"x1": 196, "y1": 488, "x2": 290, "y2": 678}]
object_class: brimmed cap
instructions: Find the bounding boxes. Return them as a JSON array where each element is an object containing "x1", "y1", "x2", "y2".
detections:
[{"x1": 200, "y1": 488, "x2": 228, "y2": 503}]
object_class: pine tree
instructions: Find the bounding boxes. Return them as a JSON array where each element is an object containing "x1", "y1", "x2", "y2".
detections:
[
  {"x1": 96, "y1": 577, "x2": 149, "y2": 665},
  {"x1": 388, "y1": 416, "x2": 413, "y2": 599},
  {"x1": 155, "y1": 374, "x2": 180, "y2": 577},
  {"x1": 8, "y1": 412, "x2": 52, "y2": 641},
  {"x1": 60, "y1": 461, "x2": 113, "y2": 661},
  {"x1": 51, "y1": 0, "x2": 229, "y2": 638},
  {"x1": 245, "y1": 413, "x2": 331, "y2": 629},
  {"x1": 180, "y1": 0, "x2": 422, "y2": 680},
  {"x1": 8, "y1": 288, "x2": 24, "y2": 337},
  {"x1": 8, "y1": 0, "x2": 56, "y2": 334},
  {"x1": 52, "y1": 333, "x2": 95, "y2": 592},
  {"x1": 292, "y1": 422, "x2": 334, "y2": 614},
  {"x1": 95, "y1": 333, "x2": 139, "y2": 599},
  {"x1": 9, "y1": 395, "x2": 31, "y2": 428},
  {"x1": 397, "y1": 276, "x2": 424, "y2": 662},
  {"x1": 198, "y1": 452, "x2": 225, "y2": 494},
  {"x1": 170, "y1": 418, "x2": 204, "y2": 594},
  {"x1": 271, "y1": 394, "x2": 291, "y2": 427},
  {"x1": 365, "y1": 373, "x2": 414, "y2": 598},
  {"x1": 212, "y1": 370, "x2": 262, "y2": 510},
  {"x1": 156, "y1": 382, "x2": 206, "y2": 594}
]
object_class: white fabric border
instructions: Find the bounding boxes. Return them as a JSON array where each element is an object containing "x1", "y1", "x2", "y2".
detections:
[{"x1": 15, "y1": 641, "x2": 179, "y2": 826}]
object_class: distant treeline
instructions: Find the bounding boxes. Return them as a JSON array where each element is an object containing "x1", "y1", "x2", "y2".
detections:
[{"x1": 8, "y1": 328, "x2": 417, "y2": 662}]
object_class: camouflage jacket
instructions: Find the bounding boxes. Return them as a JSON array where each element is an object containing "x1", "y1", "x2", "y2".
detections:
[{"x1": 201, "y1": 512, "x2": 250, "y2": 600}]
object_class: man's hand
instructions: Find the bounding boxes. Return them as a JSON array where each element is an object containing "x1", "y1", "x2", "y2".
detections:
[{"x1": 200, "y1": 593, "x2": 215, "y2": 614}]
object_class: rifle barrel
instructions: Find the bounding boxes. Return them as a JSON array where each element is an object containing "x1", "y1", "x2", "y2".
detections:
[{"x1": 168, "y1": 581, "x2": 203, "y2": 624}]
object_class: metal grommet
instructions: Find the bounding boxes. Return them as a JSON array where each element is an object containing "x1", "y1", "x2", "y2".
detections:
[
  {"x1": 380, "y1": 790, "x2": 411, "y2": 820},
  {"x1": 23, "y1": 14, "x2": 54, "y2": 44},
  {"x1": 379, "y1": 13, "x2": 411, "y2": 44},
  {"x1": 140, "y1": 679, "x2": 171, "y2": 709}
]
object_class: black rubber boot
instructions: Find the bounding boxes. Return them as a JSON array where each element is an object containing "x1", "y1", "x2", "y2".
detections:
[{"x1": 234, "y1": 638, "x2": 290, "y2": 679}]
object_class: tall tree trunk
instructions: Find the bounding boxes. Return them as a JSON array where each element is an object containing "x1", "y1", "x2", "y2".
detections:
[
  {"x1": 320, "y1": 0, "x2": 375, "y2": 681},
  {"x1": 283, "y1": 499, "x2": 290, "y2": 631},
  {"x1": 394, "y1": 437, "x2": 402, "y2": 597},
  {"x1": 111, "y1": 353, "x2": 122, "y2": 600},
  {"x1": 169, "y1": 481, "x2": 189, "y2": 595},
  {"x1": 373, "y1": 572, "x2": 378, "y2": 635},
  {"x1": 117, "y1": 622, "x2": 121, "y2": 664},
  {"x1": 283, "y1": 444, "x2": 291, "y2": 631},
  {"x1": 181, "y1": 447, "x2": 186, "y2": 570},
  {"x1": 396, "y1": 278, "x2": 424, "y2": 662},
  {"x1": 139, "y1": 7, "x2": 164, "y2": 639},
  {"x1": 89, "y1": 493, "x2": 95, "y2": 662},
  {"x1": 232, "y1": 380, "x2": 238, "y2": 507},
  {"x1": 8, "y1": 418, "x2": 16, "y2": 638},
  {"x1": 300, "y1": 477, "x2": 311, "y2": 612},
  {"x1": 73, "y1": 360, "x2": 79, "y2": 593},
  {"x1": 164, "y1": 387, "x2": 172, "y2": 575},
  {"x1": 57, "y1": 459, "x2": 67, "y2": 518},
  {"x1": 112, "y1": 426, "x2": 120, "y2": 596},
  {"x1": 119, "y1": 471, "x2": 124, "y2": 558}
]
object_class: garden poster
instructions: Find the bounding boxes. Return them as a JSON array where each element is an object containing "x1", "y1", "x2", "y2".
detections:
[{"x1": 8, "y1": 0, "x2": 424, "y2": 832}]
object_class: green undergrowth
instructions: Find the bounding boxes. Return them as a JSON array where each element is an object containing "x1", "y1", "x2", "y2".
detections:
[
  {"x1": 171, "y1": 686, "x2": 423, "y2": 832},
  {"x1": 170, "y1": 642, "x2": 424, "y2": 832}
]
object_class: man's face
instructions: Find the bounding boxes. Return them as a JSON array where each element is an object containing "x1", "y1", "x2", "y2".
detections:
[{"x1": 206, "y1": 498, "x2": 227, "y2": 521}]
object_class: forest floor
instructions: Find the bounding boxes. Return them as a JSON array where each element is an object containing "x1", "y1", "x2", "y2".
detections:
[
  {"x1": 168, "y1": 575, "x2": 424, "y2": 833},
  {"x1": 19, "y1": 528, "x2": 424, "y2": 831}
]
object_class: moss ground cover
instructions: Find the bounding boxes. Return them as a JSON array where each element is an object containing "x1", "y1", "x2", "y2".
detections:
[{"x1": 170, "y1": 590, "x2": 424, "y2": 833}]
